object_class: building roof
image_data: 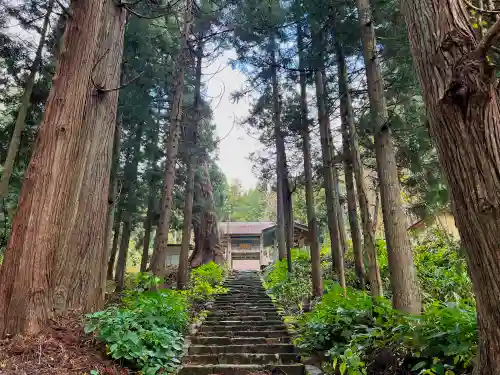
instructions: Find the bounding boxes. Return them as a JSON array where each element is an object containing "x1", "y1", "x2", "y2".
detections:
[
  {"x1": 220, "y1": 221, "x2": 275, "y2": 235},
  {"x1": 261, "y1": 221, "x2": 310, "y2": 247}
]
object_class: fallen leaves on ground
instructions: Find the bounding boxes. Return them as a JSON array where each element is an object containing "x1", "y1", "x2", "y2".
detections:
[{"x1": 0, "y1": 311, "x2": 132, "y2": 375}]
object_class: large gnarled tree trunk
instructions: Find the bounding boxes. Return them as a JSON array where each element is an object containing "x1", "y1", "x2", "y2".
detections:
[
  {"x1": 150, "y1": 0, "x2": 193, "y2": 275},
  {"x1": 0, "y1": 0, "x2": 126, "y2": 336},
  {"x1": 355, "y1": 0, "x2": 421, "y2": 313},
  {"x1": 189, "y1": 163, "x2": 224, "y2": 267},
  {"x1": 402, "y1": 0, "x2": 500, "y2": 371}
]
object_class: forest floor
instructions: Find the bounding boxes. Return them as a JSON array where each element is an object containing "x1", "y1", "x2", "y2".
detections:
[{"x1": 0, "y1": 311, "x2": 131, "y2": 375}]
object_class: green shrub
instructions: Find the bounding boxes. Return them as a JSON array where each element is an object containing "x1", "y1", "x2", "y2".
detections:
[
  {"x1": 183, "y1": 262, "x2": 228, "y2": 302},
  {"x1": 413, "y1": 230, "x2": 473, "y2": 305},
  {"x1": 263, "y1": 249, "x2": 312, "y2": 315},
  {"x1": 86, "y1": 289, "x2": 189, "y2": 374},
  {"x1": 294, "y1": 284, "x2": 477, "y2": 375}
]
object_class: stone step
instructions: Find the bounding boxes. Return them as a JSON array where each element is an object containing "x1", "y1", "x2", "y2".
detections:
[
  {"x1": 189, "y1": 343, "x2": 295, "y2": 355},
  {"x1": 183, "y1": 352, "x2": 297, "y2": 365},
  {"x1": 200, "y1": 324, "x2": 286, "y2": 336},
  {"x1": 181, "y1": 272, "x2": 304, "y2": 375},
  {"x1": 215, "y1": 300, "x2": 270, "y2": 304},
  {"x1": 203, "y1": 319, "x2": 283, "y2": 326},
  {"x1": 208, "y1": 310, "x2": 279, "y2": 317},
  {"x1": 216, "y1": 294, "x2": 268, "y2": 297},
  {"x1": 216, "y1": 295, "x2": 269, "y2": 298},
  {"x1": 212, "y1": 306, "x2": 279, "y2": 314},
  {"x1": 189, "y1": 336, "x2": 290, "y2": 345},
  {"x1": 209, "y1": 307, "x2": 278, "y2": 314},
  {"x1": 214, "y1": 302, "x2": 275, "y2": 308},
  {"x1": 197, "y1": 329, "x2": 288, "y2": 338},
  {"x1": 178, "y1": 364, "x2": 305, "y2": 375},
  {"x1": 205, "y1": 314, "x2": 280, "y2": 322}
]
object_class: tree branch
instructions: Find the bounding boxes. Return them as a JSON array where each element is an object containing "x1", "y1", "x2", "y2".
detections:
[
  {"x1": 464, "y1": 0, "x2": 500, "y2": 13},
  {"x1": 477, "y1": 17, "x2": 500, "y2": 55},
  {"x1": 98, "y1": 71, "x2": 146, "y2": 93}
]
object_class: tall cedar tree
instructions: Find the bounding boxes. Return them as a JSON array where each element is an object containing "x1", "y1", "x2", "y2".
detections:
[
  {"x1": 334, "y1": 27, "x2": 381, "y2": 294},
  {"x1": 178, "y1": 41, "x2": 203, "y2": 286},
  {"x1": 313, "y1": 29, "x2": 346, "y2": 290},
  {"x1": 0, "y1": 0, "x2": 126, "y2": 336},
  {"x1": 402, "y1": 0, "x2": 500, "y2": 371},
  {"x1": 150, "y1": 0, "x2": 193, "y2": 275},
  {"x1": 355, "y1": 0, "x2": 421, "y2": 313},
  {"x1": 297, "y1": 17, "x2": 322, "y2": 296},
  {"x1": 271, "y1": 39, "x2": 288, "y2": 262},
  {"x1": 115, "y1": 126, "x2": 143, "y2": 291}
]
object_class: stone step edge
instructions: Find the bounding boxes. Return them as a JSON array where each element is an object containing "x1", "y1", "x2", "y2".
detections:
[{"x1": 258, "y1": 272, "x2": 324, "y2": 375}]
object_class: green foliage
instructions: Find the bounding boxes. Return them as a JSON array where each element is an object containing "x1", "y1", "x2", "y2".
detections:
[
  {"x1": 294, "y1": 284, "x2": 476, "y2": 375},
  {"x1": 124, "y1": 271, "x2": 162, "y2": 292},
  {"x1": 183, "y1": 262, "x2": 229, "y2": 302},
  {"x1": 413, "y1": 230, "x2": 473, "y2": 306},
  {"x1": 85, "y1": 289, "x2": 189, "y2": 374},
  {"x1": 373, "y1": 231, "x2": 472, "y2": 306},
  {"x1": 86, "y1": 264, "x2": 228, "y2": 374},
  {"x1": 263, "y1": 249, "x2": 313, "y2": 315}
]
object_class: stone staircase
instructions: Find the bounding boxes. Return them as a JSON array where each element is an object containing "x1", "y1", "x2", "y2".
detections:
[{"x1": 179, "y1": 271, "x2": 305, "y2": 375}]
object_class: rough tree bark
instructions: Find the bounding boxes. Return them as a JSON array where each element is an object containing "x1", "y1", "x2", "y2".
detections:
[
  {"x1": 334, "y1": 31, "x2": 365, "y2": 288},
  {"x1": 0, "y1": 0, "x2": 126, "y2": 336},
  {"x1": 189, "y1": 163, "x2": 224, "y2": 267},
  {"x1": 150, "y1": 0, "x2": 192, "y2": 275},
  {"x1": 298, "y1": 19, "x2": 322, "y2": 296},
  {"x1": 355, "y1": 0, "x2": 421, "y2": 313},
  {"x1": 334, "y1": 24, "x2": 382, "y2": 297},
  {"x1": 140, "y1": 98, "x2": 162, "y2": 273},
  {"x1": 178, "y1": 41, "x2": 203, "y2": 288},
  {"x1": 140, "y1": 192, "x2": 155, "y2": 273},
  {"x1": 115, "y1": 127, "x2": 143, "y2": 292},
  {"x1": 283, "y1": 162, "x2": 294, "y2": 272},
  {"x1": 334, "y1": 166, "x2": 348, "y2": 255},
  {"x1": 108, "y1": 209, "x2": 122, "y2": 280},
  {"x1": 103, "y1": 122, "x2": 121, "y2": 288},
  {"x1": 270, "y1": 39, "x2": 287, "y2": 262},
  {"x1": 341, "y1": 122, "x2": 365, "y2": 287},
  {"x1": 314, "y1": 50, "x2": 346, "y2": 290},
  {"x1": 401, "y1": 0, "x2": 500, "y2": 371},
  {"x1": 0, "y1": 0, "x2": 55, "y2": 199}
]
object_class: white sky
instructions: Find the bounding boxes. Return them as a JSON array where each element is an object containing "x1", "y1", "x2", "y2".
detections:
[{"x1": 204, "y1": 49, "x2": 261, "y2": 189}]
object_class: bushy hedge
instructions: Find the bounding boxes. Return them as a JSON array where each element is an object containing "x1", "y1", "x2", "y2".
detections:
[{"x1": 86, "y1": 262, "x2": 227, "y2": 375}]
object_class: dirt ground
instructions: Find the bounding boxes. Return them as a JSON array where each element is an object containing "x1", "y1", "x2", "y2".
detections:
[{"x1": 0, "y1": 312, "x2": 132, "y2": 375}]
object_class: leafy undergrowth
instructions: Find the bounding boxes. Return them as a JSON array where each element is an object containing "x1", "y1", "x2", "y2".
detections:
[
  {"x1": 85, "y1": 262, "x2": 228, "y2": 375},
  {"x1": 263, "y1": 232, "x2": 476, "y2": 375},
  {"x1": 0, "y1": 262, "x2": 228, "y2": 375}
]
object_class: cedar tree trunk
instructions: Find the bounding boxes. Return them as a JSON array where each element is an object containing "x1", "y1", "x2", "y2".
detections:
[
  {"x1": 356, "y1": 0, "x2": 421, "y2": 313},
  {"x1": 298, "y1": 20, "x2": 322, "y2": 296},
  {"x1": 150, "y1": 0, "x2": 192, "y2": 275},
  {"x1": 402, "y1": 0, "x2": 500, "y2": 370},
  {"x1": 0, "y1": 0, "x2": 126, "y2": 336},
  {"x1": 178, "y1": 41, "x2": 203, "y2": 288}
]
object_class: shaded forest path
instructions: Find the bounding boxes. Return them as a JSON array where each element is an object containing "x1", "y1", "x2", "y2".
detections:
[{"x1": 179, "y1": 271, "x2": 305, "y2": 374}]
